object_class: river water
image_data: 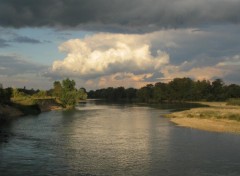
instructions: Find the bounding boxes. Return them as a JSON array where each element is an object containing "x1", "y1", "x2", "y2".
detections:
[{"x1": 0, "y1": 101, "x2": 240, "y2": 176}]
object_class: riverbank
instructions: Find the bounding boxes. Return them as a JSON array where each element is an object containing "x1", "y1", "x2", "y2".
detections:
[
  {"x1": 166, "y1": 102, "x2": 240, "y2": 133},
  {"x1": 0, "y1": 98, "x2": 62, "y2": 122}
]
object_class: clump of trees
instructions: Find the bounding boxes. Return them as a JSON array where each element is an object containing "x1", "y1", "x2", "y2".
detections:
[
  {"x1": 0, "y1": 78, "x2": 87, "y2": 110},
  {"x1": 88, "y1": 78, "x2": 240, "y2": 103},
  {"x1": 51, "y1": 78, "x2": 87, "y2": 109},
  {"x1": 88, "y1": 87, "x2": 137, "y2": 101}
]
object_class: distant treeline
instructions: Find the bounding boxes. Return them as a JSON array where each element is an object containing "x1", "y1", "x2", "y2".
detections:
[
  {"x1": 1, "y1": 78, "x2": 240, "y2": 106},
  {"x1": 88, "y1": 78, "x2": 240, "y2": 102}
]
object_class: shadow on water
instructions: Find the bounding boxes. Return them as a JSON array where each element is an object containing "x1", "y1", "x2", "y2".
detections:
[{"x1": 0, "y1": 121, "x2": 14, "y2": 144}]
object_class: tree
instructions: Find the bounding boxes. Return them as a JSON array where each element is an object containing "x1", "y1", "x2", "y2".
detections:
[
  {"x1": 125, "y1": 88, "x2": 137, "y2": 101},
  {"x1": 137, "y1": 84, "x2": 153, "y2": 102},
  {"x1": 78, "y1": 88, "x2": 88, "y2": 100},
  {"x1": 83, "y1": 77, "x2": 240, "y2": 103},
  {"x1": 168, "y1": 78, "x2": 194, "y2": 101},
  {"x1": 114, "y1": 87, "x2": 126, "y2": 100},
  {"x1": 193, "y1": 80, "x2": 211, "y2": 101},
  {"x1": 226, "y1": 84, "x2": 240, "y2": 98},
  {"x1": 210, "y1": 79, "x2": 225, "y2": 101},
  {"x1": 62, "y1": 78, "x2": 76, "y2": 91},
  {"x1": 51, "y1": 78, "x2": 84, "y2": 109},
  {"x1": 53, "y1": 81, "x2": 62, "y2": 97},
  {"x1": 60, "y1": 90, "x2": 78, "y2": 109},
  {"x1": 153, "y1": 82, "x2": 168, "y2": 102}
]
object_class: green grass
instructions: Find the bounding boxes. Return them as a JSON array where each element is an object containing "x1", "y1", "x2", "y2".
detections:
[
  {"x1": 227, "y1": 98, "x2": 240, "y2": 106},
  {"x1": 11, "y1": 95, "x2": 41, "y2": 115},
  {"x1": 12, "y1": 96, "x2": 36, "y2": 106}
]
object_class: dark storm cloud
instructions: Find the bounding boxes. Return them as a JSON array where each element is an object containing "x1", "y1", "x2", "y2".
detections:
[
  {"x1": 0, "y1": 0, "x2": 240, "y2": 32},
  {"x1": 150, "y1": 25, "x2": 240, "y2": 68}
]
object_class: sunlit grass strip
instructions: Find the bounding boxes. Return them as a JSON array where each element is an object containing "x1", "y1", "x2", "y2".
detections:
[
  {"x1": 166, "y1": 102, "x2": 240, "y2": 133},
  {"x1": 227, "y1": 98, "x2": 240, "y2": 106}
]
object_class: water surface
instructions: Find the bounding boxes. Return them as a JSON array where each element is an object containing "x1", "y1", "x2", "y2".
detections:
[{"x1": 1, "y1": 101, "x2": 240, "y2": 176}]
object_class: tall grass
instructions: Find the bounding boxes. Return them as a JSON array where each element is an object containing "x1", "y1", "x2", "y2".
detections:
[{"x1": 227, "y1": 98, "x2": 240, "y2": 106}]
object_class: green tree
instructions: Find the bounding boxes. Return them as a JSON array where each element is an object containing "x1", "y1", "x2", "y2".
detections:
[
  {"x1": 51, "y1": 78, "x2": 82, "y2": 109},
  {"x1": 53, "y1": 81, "x2": 62, "y2": 97},
  {"x1": 168, "y1": 78, "x2": 194, "y2": 101},
  {"x1": 78, "y1": 88, "x2": 88, "y2": 100},
  {"x1": 210, "y1": 79, "x2": 225, "y2": 101},
  {"x1": 153, "y1": 82, "x2": 168, "y2": 102},
  {"x1": 193, "y1": 80, "x2": 211, "y2": 101},
  {"x1": 60, "y1": 90, "x2": 78, "y2": 109},
  {"x1": 62, "y1": 78, "x2": 76, "y2": 91},
  {"x1": 137, "y1": 84, "x2": 153, "y2": 102},
  {"x1": 114, "y1": 87, "x2": 126, "y2": 100},
  {"x1": 226, "y1": 84, "x2": 240, "y2": 98},
  {"x1": 125, "y1": 88, "x2": 137, "y2": 101}
]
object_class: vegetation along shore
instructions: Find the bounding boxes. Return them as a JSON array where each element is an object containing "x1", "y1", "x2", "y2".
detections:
[
  {"x1": 166, "y1": 101, "x2": 240, "y2": 134},
  {"x1": 1, "y1": 77, "x2": 240, "y2": 134},
  {"x1": 0, "y1": 78, "x2": 87, "y2": 122}
]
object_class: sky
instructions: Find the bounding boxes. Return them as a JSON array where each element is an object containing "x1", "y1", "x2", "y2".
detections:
[{"x1": 0, "y1": 0, "x2": 240, "y2": 90}]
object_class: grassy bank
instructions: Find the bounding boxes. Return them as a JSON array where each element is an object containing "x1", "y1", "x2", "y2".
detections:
[
  {"x1": 0, "y1": 97, "x2": 62, "y2": 123},
  {"x1": 166, "y1": 102, "x2": 240, "y2": 133}
]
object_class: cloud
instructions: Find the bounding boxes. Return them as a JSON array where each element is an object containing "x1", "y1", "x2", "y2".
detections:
[
  {"x1": 0, "y1": 0, "x2": 239, "y2": 32},
  {"x1": 47, "y1": 33, "x2": 169, "y2": 80},
  {"x1": 11, "y1": 36, "x2": 41, "y2": 44},
  {"x1": 0, "y1": 54, "x2": 47, "y2": 76},
  {"x1": 0, "y1": 27, "x2": 43, "y2": 45},
  {"x1": 0, "y1": 54, "x2": 52, "y2": 89},
  {"x1": 160, "y1": 54, "x2": 240, "y2": 82},
  {"x1": 45, "y1": 31, "x2": 240, "y2": 89},
  {"x1": 151, "y1": 25, "x2": 240, "y2": 63},
  {"x1": 0, "y1": 38, "x2": 9, "y2": 47},
  {"x1": 96, "y1": 72, "x2": 157, "y2": 89}
]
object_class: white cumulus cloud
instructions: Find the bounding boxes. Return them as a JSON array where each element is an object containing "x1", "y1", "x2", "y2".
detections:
[{"x1": 49, "y1": 33, "x2": 169, "y2": 79}]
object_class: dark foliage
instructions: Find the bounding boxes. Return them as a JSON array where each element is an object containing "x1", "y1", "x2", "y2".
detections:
[
  {"x1": 88, "y1": 78, "x2": 240, "y2": 102},
  {"x1": 0, "y1": 87, "x2": 13, "y2": 104}
]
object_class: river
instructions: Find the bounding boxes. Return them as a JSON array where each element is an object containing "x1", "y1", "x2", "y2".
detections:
[{"x1": 1, "y1": 101, "x2": 240, "y2": 176}]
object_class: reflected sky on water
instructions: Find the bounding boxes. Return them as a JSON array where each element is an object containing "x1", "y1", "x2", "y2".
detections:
[{"x1": 1, "y1": 101, "x2": 240, "y2": 176}]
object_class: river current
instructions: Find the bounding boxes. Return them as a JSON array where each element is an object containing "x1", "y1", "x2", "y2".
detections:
[{"x1": 0, "y1": 101, "x2": 240, "y2": 176}]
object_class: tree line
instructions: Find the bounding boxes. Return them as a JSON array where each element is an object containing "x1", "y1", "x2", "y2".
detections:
[
  {"x1": 88, "y1": 78, "x2": 240, "y2": 102},
  {"x1": 0, "y1": 78, "x2": 88, "y2": 109},
  {"x1": 1, "y1": 77, "x2": 240, "y2": 107}
]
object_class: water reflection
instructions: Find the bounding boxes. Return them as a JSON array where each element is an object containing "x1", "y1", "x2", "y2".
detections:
[
  {"x1": 59, "y1": 104, "x2": 156, "y2": 175},
  {"x1": 0, "y1": 101, "x2": 240, "y2": 176}
]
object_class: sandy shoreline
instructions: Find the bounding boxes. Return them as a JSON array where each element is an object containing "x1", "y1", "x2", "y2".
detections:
[
  {"x1": 166, "y1": 102, "x2": 240, "y2": 134},
  {"x1": 170, "y1": 118, "x2": 240, "y2": 133}
]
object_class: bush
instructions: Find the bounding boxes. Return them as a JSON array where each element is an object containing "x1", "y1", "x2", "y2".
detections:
[{"x1": 60, "y1": 90, "x2": 78, "y2": 109}]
